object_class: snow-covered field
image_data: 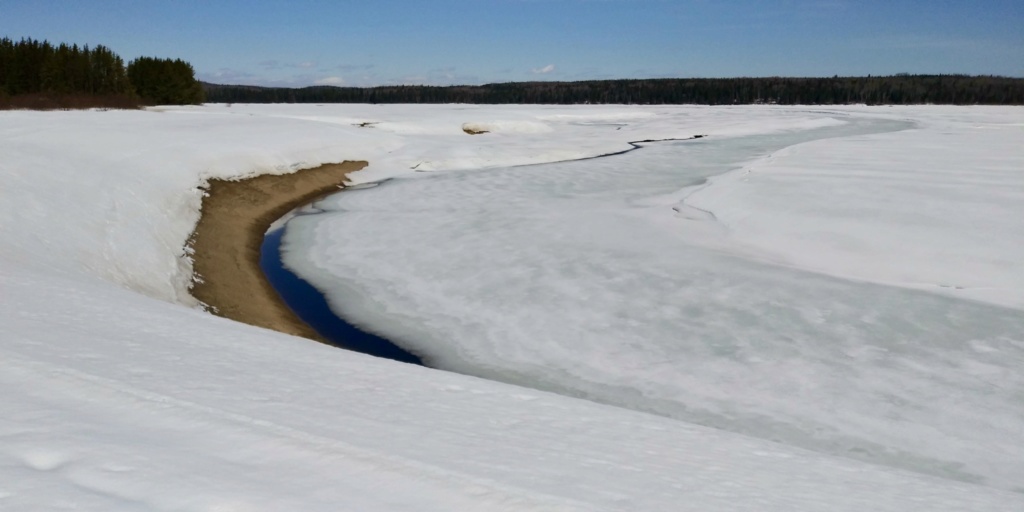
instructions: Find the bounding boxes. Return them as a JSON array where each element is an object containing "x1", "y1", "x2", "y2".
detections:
[{"x1": 2, "y1": 104, "x2": 1023, "y2": 510}]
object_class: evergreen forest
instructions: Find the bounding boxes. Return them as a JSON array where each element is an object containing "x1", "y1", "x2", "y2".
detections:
[
  {"x1": 0, "y1": 37, "x2": 204, "y2": 109},
  {"x1": 205, "y1": 75, "x2": 1024, "y2": 106}
]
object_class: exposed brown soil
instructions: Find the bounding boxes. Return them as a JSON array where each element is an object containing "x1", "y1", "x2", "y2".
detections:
[{"x1": 189, "y1": 161, "x2": 367, "y2": 341}]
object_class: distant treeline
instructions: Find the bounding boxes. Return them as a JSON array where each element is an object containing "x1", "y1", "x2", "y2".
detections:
[
  {"x1": 206, "y1": 75, "x2": 1024, "y2": 105},
  {"x1": 0, "y1": 37, "x2": 203, "y2": 109}
]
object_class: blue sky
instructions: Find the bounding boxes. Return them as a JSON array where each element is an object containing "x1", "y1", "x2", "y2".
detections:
[{"x1": 2, "y1": 0, "x2": 1022, "y2": 86}]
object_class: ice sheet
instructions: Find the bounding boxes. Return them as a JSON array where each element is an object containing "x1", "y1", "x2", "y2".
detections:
[{"x1": 281, "y1": 107, "x2": 1024, "y2": 490}]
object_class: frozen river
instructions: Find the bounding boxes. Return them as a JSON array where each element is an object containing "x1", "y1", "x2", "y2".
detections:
[
  {"x1": 277, "y1": 110, "x2": 1024, "y2": 490},
  {"x1": 5, "y1": 104, "x2": 1023, "y2": 509}
]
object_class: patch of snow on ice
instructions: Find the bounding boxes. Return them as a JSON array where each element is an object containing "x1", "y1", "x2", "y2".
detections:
[{"x1": 685, "y1": 107, "x2": 1024, "y2": 309}]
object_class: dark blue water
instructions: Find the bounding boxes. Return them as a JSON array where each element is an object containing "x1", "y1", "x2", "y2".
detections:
[{"x1": 260, "y1": 228, "x2": 424, "y2": 366}]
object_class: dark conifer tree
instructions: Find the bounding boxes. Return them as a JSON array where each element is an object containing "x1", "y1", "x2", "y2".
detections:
[
  {"x1": 0, "y1": 37, "x2": 13, "y2": 96},
  {"x1": 127, "y1": 57, "x2": 204, "y2": 105}
]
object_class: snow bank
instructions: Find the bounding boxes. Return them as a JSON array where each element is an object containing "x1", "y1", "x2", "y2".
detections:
[
  {"x1": 3, "y1": 104, "x2": 1022, "y2": 510},
  {"x1": 0, "y1": 108, "x2": 389, "y2": 305}
]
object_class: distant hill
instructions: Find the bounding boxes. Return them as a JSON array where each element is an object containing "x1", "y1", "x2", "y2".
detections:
[{"x1": 203, "y1": 75, "x2": 1024, "y2": 105}]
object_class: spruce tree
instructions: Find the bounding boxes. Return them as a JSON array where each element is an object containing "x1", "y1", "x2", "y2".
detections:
[{"x1": 128, "y1": 57, "x2": 204, "y2": 105}]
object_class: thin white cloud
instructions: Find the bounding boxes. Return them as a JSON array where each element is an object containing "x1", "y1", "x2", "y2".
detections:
[
  {"x1": 199, "y1": 68, "x2": 260, "y2": 84},
  {"x1": 260, "y1": 60, "x2": 318, "y2": 70},
  {"x1": 852, "y1": 34, "x2": 987, "y2": 51},
  {"x1": 531, "y1": 64, "x2": 556, "y2": 74},
  {"x1": 337, "y1": 63, "x2": 375, "y2": 72},
  {"x1": 387, "y1": 67, "x2": 479, "y2": 86},
  {"x1": 313, "y1": 76, "x2": 346, "y2": 86}
]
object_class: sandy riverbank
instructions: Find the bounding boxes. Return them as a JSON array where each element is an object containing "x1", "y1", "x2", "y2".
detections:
[{"x1": 189, "y1": 161, "x2": 366, "y2": 341}]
